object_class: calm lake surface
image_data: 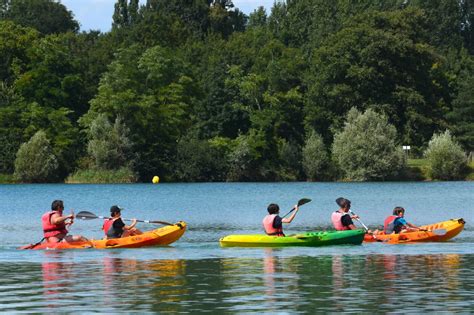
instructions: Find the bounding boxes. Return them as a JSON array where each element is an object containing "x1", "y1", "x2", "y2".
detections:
[{"x1": 0, "y1": 182, "x2": 473, "y2": 313}]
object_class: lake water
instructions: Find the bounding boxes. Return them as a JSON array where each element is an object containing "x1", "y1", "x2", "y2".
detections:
[{"x1": 0, "y1": 182, "x2": 473, "y2": 313}]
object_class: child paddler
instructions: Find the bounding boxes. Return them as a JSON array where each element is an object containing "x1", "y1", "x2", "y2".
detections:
[
  {"x1": 331, "y1": 197, "x2": 360, "y2": 230},
  {"x1": 384, "y1": 207, "x2": 420, "y2": 234},
  {"x1": 262, "y1": 203, "x2": 299, "y2": 237},
  {"x1": 102, "y1": 205, "x2": 142, "y2": 239}
]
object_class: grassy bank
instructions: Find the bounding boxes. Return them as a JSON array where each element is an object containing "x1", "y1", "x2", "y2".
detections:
[
  {"x1": 0, "y1": 174, "x2": 17, "y2": 183},
  {"x1": 66, "y1": 167, "x2": 138, "y2": 184},
  {"x1": 406, "y1": 158, "x2": 474, "y2": 181}
]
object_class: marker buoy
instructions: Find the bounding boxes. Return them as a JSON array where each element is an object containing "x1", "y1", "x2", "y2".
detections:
[{"x1": 152, "y1": 176, "x2": 160, "y2": 184}]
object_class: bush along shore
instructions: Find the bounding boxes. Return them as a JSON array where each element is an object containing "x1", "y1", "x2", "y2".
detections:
[{"x1": 1, "y1": 1, "x2": 473, "y2": 183}]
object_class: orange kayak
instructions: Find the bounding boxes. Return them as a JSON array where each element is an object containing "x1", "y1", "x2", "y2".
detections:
[
  {"x1": 20, "y1": 221, "x2": 186, "y2": 250},
  {"x1": 364, "y1": 218, "x2": 465, "y2": 243}
]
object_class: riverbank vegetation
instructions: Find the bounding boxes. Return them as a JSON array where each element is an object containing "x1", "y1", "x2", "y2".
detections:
[{"x1": 0, "y1": 0, "x2": 473, "y2": 183}]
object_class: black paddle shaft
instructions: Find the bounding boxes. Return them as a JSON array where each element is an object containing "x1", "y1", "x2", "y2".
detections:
[{"x1": 281, "y1": 198, "x2": 312, "y2": 218}]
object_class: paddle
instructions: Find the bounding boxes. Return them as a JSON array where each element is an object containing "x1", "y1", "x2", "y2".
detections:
[
  {"x1": 348, "y1": 210, "x2": 369, "y2": 232},
  {"x1": 281, "y1": 198, "x2": 312, "y2": 218},
  {"x1": 76, "y1": 211, "x2": 175, "y2": 226}
]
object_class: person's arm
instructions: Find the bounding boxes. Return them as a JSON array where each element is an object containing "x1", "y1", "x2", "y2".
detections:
[
  {"x1": 50, "y1": 212, "x2": 73, "y2": 225},
  {"x1": 341, "y1": 214, "x2": 357, "y2": 230},
  {"x1": 282, "y1": 205, "x2": 299, "y2": 223},
  {"x1": 124, "y1": 219, "x2": 137, "y2": 230}
]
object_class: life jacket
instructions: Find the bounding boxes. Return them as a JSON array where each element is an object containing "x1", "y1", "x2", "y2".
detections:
[
  {"x1": 331, "y1": 211, "x2": 349, "y2": 231},
  {"x1": 262, "y1": 214, "x2": 284, "y2": 236},
  {"x1": 102, "y1": 218, "x2": 118, "y2": 237},
  {"x1": 42, "y1": 211, "x2": 68, "y2": 238},
  {"x1": 384, "y1": 215, "x2": 399, "y2": 234}
]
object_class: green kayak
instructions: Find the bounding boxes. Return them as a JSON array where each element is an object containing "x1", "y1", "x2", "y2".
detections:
[{"x1": 220, "y1": 229, "x2": 366, "y2": 247}]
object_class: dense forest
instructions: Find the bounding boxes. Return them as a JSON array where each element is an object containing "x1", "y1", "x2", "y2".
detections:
[{"x1": 0, "y1": 0, "x2": 473, "y2": 182}]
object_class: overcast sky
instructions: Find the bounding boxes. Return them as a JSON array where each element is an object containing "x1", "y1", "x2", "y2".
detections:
[{"x1": 61, "y1": 0, "x2": 276, "y2": 32}]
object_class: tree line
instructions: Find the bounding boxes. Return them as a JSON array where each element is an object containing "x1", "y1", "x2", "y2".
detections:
[{"x1": 0, "y1": 0, "x2": 472, "y2": 182}]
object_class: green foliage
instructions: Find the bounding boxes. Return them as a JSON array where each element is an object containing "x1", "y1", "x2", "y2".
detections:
[
  {"x1": 0, "y1": 0, "x2": 79, "y2": 34},
  {"x1": 0, "y1": 173, "x2": 16, "y2": 183},
  {"x1": 424, "y1": 130, "x2": 467, "y2": 180},
  {"x1": 278, "y1": 139, "x2": 302, "y2": 181},
  {"x1": 66, "y1": 166, "x2": 137, "y2": 184},
  {"x1": 332, "y1": 108, "x2": 405, "y2": 181},
  {"x1": 84, "y1": 44, "x2": 196, "y2": 179},
  {"x1": 87, "y1": 114, "x2": 133, "y2": 170},
  {"x1": 14, "y1": 130, "x2": 58, "y2": 182},
  {"x1": 302, "y1": 131, "x2": 329, "y2": 181},
  {"x1": 0, "y1": 20, "x2": 39, "y2": 83},
  {"x1": 0, "y1": 0, "x2": 472, "y2": 183},
  {"x1": 305, "y1": 8, "x2": 448, "y2": 146},
  {"x1": 175, "y1": 136, "x2": 227, "y2": 182}
]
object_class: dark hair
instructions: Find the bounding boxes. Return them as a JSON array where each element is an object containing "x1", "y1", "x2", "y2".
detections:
[
  {"x1": 51, "y1": 200, "x2": 64, "y2": 211},
  {"x1": 336, "y1": 197, "x2": 351, "y2": 209},
  {"x1": 110, "y1": 205, "x2": 122, "y2": 215},
  {"x1": 267, "y1": 203, "x2": 280, "y2": 214},
  {"x1": 393, "y1": 207, "x2": 405, "y2": 216}
]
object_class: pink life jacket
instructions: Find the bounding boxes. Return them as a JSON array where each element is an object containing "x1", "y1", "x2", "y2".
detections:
[
  {"x1": 384, "y1": 215, "x2": 398, "y2": 234},
  {"x1": 262, "y1": 214, "x2": 284, "y2": 236},
  {"x1": 42, "y1": 211, "x2": 68, "y2": 238},
  {"x1": 331, "y1": 211, "x2": 349, "y2": 231}
]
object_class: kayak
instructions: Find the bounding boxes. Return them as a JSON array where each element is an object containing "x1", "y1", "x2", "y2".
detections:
[
  {"x1": 220, "y1": 229, "x2": 366, "y2": 247},
  {"x1": 364, "y1": 218, "x2": 465, "y2": 243},
  {"x1": 20, "y1": 221, "x2": 186, "y2": 250}
]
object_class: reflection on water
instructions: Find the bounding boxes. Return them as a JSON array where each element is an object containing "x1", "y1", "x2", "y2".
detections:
[{"x1": 0, "y1": 252, "x2": 473, "y2": 313}]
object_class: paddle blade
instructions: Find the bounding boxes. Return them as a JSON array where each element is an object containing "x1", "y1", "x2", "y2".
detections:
[
  {"x1": 297, "y1": 198, "x2": 312, "y2": 207},
  {"x1": 76, "y1": 211, "x2": 99, "y2": 220}
]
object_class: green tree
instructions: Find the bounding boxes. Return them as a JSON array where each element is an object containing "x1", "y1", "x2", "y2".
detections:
[
  {"x1": 447, "y1": 69, "x2": 474, "y2": 151},
  {"x1": 0, "y1": 0, "x2": 79, "y2": 34},
  {"x1": 87, "y1": 114, "x2": 133, "y2": 170},
  {"x1": 175, "y1": 136, "x2": 227, "y2": 181},
  {"x1": 83, "y1": 44, "x2": 197, "y2": 179},
  {"x1": 424, "y1": 130, "x2": 467, "y2": 180},
  {"x1": 14, "y1": 130, "x2": 58, "y2": 182},
  {"x1": 302, "y1": 131, "x2": 328, "y2": 181},
  {"x1": 332, "y1": 108, "x2": 404, "y2": 181},
  {"x1": 0, "y1": 20, "x2": 38, "y2": 83},
  {"x1": 305, "y1": 8, "x2": 449, "y2": 146}
]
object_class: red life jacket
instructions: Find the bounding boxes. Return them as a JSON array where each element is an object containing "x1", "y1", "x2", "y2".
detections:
[
  {"x1": 384, "y1": 215, "x2": 398, "y2": 234},
  {"x1": 102, "y1": 218, "x2": 117, "y2": 236},
  {"x1": 42, "y1": 211, "x2": 68, "y2": 238},
  {"x1": 331, "y1": 211, "x2": 349, "y2": 231},
  {"x1": 262, "y1": 214, "x2": 284, "y2": 236}
]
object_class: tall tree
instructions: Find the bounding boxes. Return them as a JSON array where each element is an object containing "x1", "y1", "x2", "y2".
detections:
[{"x1": 0, "y1": 0, "x2": 79, "y2": 34}]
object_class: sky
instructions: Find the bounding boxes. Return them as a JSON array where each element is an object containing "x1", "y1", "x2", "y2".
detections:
[{"x1": 60, "y1": 0, "x2": 276, "y2": 32}]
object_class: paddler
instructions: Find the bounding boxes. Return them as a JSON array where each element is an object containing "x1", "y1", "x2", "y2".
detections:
[
  {"x1": 42, "y1": 200, "x2": 88, "y2": 243},
  {"x1": 262, "y1": 203, "x2": 299, "y2": 237},
  {"x1": 331, "y1": 197, "x2": 359, "y2": 230},
  {"x1": 384, "y1": 207, "x2": 420, "y2": 234},
  {"x1": 102, "y1": 205, "x2": 142, "y2": 239}
]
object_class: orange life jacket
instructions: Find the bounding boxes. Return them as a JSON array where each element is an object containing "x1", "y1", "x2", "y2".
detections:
[{"x1": 42, "y1": 211, "x2": 68, "y2": 238}]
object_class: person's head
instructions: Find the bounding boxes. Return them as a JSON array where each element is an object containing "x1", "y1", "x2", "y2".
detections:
[
  {"x1": 267, "y1": 203, "x2": 280, "y2": 215},
  {"x1": 336, "y1": 197, "x2": 351, "y2": 212},
  {"x1": 393, "y1": 207, "x2": 405, "y2": 217},
  {"x1": 51, "y1": 200, "x2": 64, "y2": 212},
  {"x1": 110, "y1": 205, "x2": 122, "y2": 217}
]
